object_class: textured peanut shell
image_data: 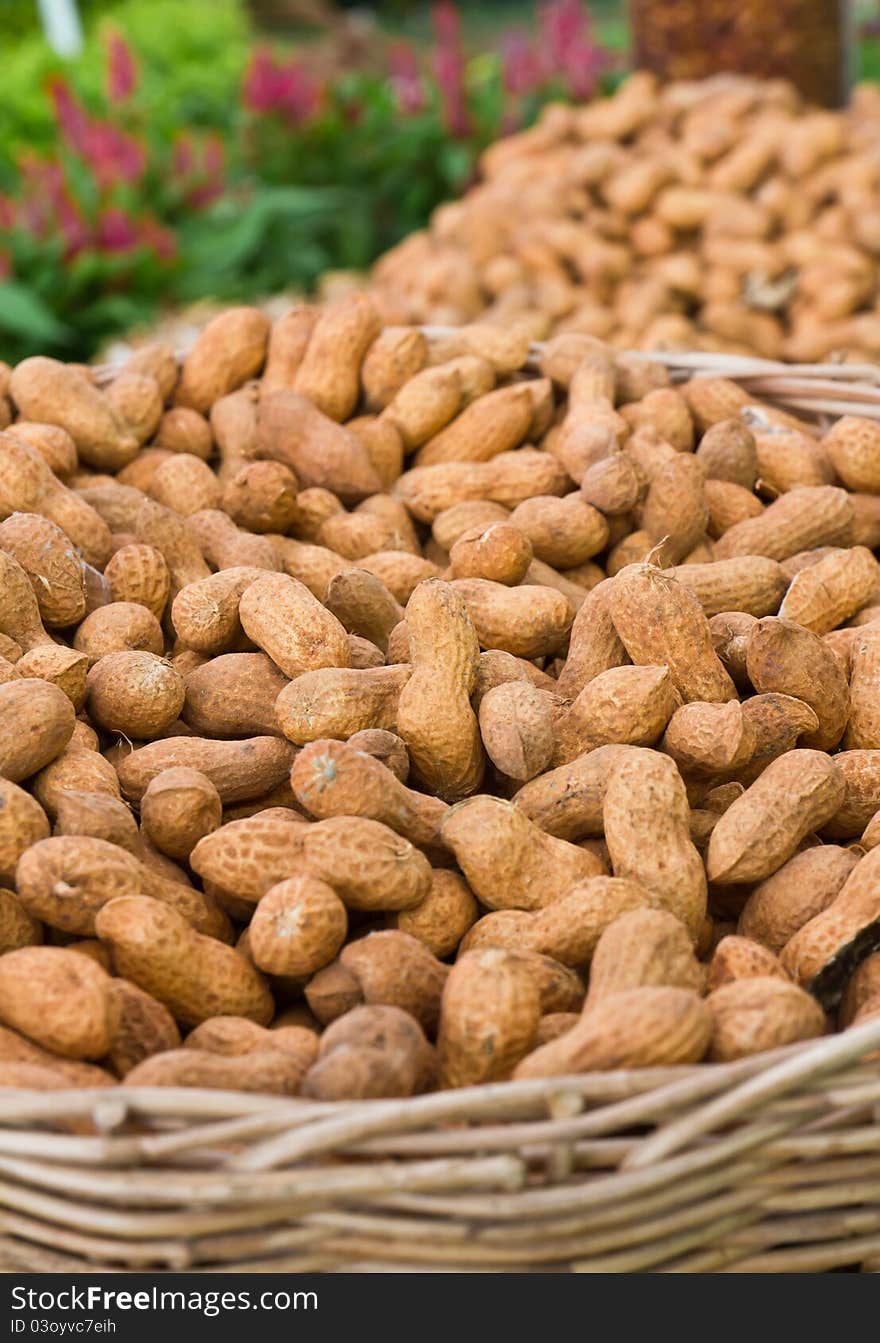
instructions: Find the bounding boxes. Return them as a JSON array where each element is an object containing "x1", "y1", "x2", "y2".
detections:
[
  {"x1": 438, "y1": 949, "x2": 541, "y2": 1088},
  {"x1": 170, "y1": 567, "x2": 263, "y2": 655},
  {"x1": 0, "y1": 888, "x2": 42, "y2": 954},
  {"x1": 603, "y1": 748, "x2": 707, "y2": 939},
  {"x1": 391, "y1": 870, "x2": 478, "y2": 959},
  {"x1": 301, "y1": 816, "x2": 432, "y2": 912},
  {"x1": 478, "y1": 681, "x2": 557, "y2": 782},
  {"x1": 394, "y1": 449, "x2": 568, "y2": 524},
  {"x1": 140, "y1": 767, "x2": 223, "y2": 860},
  {"x1": 607, "y1": 564, "x2": 736, "y2": 704},
  {"x1": 442, "y1": 795, "x2": 604, "y2": 911},
  {"x1": 276, "y1": 664, "x2": 412, "y2": 745},
  {"x1": 190, "y1": 814, "x2": 307, "y2": 904},
  {"x1": 117, "y1": 736, "x2": 295, "y2": 805},
  {"x1": 95, "y1": 896, "x2": 273, "y2": 1027},
  {"x1": 259, "y1": 391, "x2": 382, "y2": 502},
  {"x1": 780, "y1": 847, "x2": 880, "y2": 1004},
  {"x1": 86, "y1": 651, "x2": 184, "y2": 739},
  {"x1": 126, "y1": 1048, "x2": 304, "y2": 1094},
  {"x1": 105, "y1": 978, "x2": 181, "y2": 1076},
  {"x1": 248, "y1": 875, "x2": 347, "y2": 977},
  {"x1": 362, "y1": 326, "x2": 428, "y2": 412},
  {"x1": 705, "y1": 935, "x2": 790, "y2": 991},
  {"x1": 586, "y1": 909, "x2": 704, "y2": 1005},
  {"x1": 513, "y1": 743, "x2": 633, "y2": 841},
  {"x1": 738, "y1": 845, "x2": 859, "y2": 954},
  {"x1": 449, "y1": 578, "x2": 573, "y2": 659},
  {"x1": 237, "y1": 572, "x2": 350, "y2": 679},
  {"x1": 554, "y1": 665, "x2": 678, "y2": 765},
  {"x1": 779, "y1": 545, "x2": 880, "y2": 634},
  {"x1": 104, "y1": 544, "x2": 170, "y2": 621},
  {"x1": 0, "y1": 779, "x2": 49, "y2": 882},
  {"x1": 291, "y1": 738, "x2": 447, "y2": 849},
  {"x1": 16, "y1": 834, "x2": 228, "y2": 939},
  {"x1": 707, "y1": 751, "x2": 844, "y2": 885},
  {"x1": 670, "y1": 556, "x2": 786, "y2": 619},
  {"x1": 0, "y1": 1023, "x2": 113, "y2": 1086},
  {"x1": 181, "y1": 653, "x2": 287, "y2": 740},
  {"x1": 396, "y1": 580, "x2": 483, "y2": 801},
  {"x1": 555, "y1": 579, "x2": 630, "y2": 700},
  {"x1": 308, "y1": 931, "x2": 448, "y2": 1034},
  {"x1": 73, "y1": 601, "x2": 164, "y2": 667},
  {"x1": 746, "y1": 617, "x2": 849, "y2": 751},
  {"x1": 662, "y1": 700, "x2": 755, "y2": 775},
  {"x1": 0, "y1": 946, "x2": 116, "y2": 1059},
  {"x1": 0, "y1": 678, "x2": 75, "y2": 781},
  {"x1": 176, "y1": 307, "x2": 269, "y2": 413},
  {"x1": 845, "y1": 626, "x2": 880, "y2": 750},
  {"x1": 823, "y1": 751, "x2": 880, "y2": 838},
  {"x1": 707, "y1": 977, "x2": 826, "y2": 1061},
  {"x1": 9, "y1": 357, "x2": 137, "y2": 470},
  {"x1": 304, "y1": 1004, "x2": 433, "y2": 1100},
  {"x1": 0, "y1": 512, "x2": 87, "y2": 627},
  {"x1": 324, "y1": 568, "x2": 403, "y2": 654},
  {"x1": 714, "y1": 485, "x2": 853, "y2": 562},
  {"x1": 514, "y1": 987, "x2": 712, "y2": 1078},
  {"x1": 294, "y1": 294, "x2": 381, "y2": 422},
  {"x1": 16, "y1": 645, "x2": 88, "y2": 709}
]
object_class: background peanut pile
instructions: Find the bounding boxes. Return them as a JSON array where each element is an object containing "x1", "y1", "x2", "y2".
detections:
[
  {"x1": 2, "y1": 291, "x2": 880, "y2": 1100},
  {"x1": 369, "y1": 72, "x2": 880, "y2": 363}
]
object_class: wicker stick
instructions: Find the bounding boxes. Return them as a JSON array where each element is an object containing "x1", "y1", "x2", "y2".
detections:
[{"x1": 623, "y1": 1015, "x2": 880, "y2": 1170}]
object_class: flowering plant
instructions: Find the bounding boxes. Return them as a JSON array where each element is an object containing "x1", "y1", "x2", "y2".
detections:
[{"x1": 0, "y1": 1, "x2": 613, "y2": 363}]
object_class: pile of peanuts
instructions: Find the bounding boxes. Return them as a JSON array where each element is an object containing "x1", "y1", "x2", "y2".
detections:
[
  {"x1": 369, "y1": 72, "x2": 880, "y2": 363},
  {"x1": 2, "y1": 290, "x2": 880, "y2": 1101}
]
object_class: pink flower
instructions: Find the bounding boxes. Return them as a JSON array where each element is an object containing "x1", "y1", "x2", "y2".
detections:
[
  {"x1": 501, "y1": 30, "x2": 542, "y2": 96},
  {"x1": 388, "y1": 41, "x2": 426, "y2": 115},
  {"x1": 84, "y1": 121, "x2": 146, "y2": 189},
  {"x1": 96, "y1": 206, "x2": 139, "y2": 252},
  {"x1": 55, "y1": 191, "x2": 89, "y2": 257},
  {"x1": 47, "y1": 78, "x2": 90, "y2": 157},
  {"x1": 243, "y1": 46, "x2": 281, "y2": 114},
  {"x1": 242, "y1": 46, "x2": 321, "y2": 126},
  {"x1": 431, "y1": 1, "x2": 470, "y2": 137},
  {"x1": 432, "y1": 1, "x2": 462, "y2": 48},
  {"x1": 536, "y1": 0, "x2": 607, "y2": 96},
  {"x1": 105, "y1": 29, "x2": 138, "y2": 103},
  {"x1": 0, "y1": 197, "x2": 15, "y2": 231}
]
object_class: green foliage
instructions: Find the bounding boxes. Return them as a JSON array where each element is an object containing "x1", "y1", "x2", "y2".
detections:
[
  {"x1": 0, "y1": 0, "x2": 249, "y2": 175},
  {"x1": 0, "y1": 0, "x2": 616, "y2": 363}
]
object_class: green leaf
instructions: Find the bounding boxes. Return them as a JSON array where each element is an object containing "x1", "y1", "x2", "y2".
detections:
[{"x1": 0, "y1": 281, "x2": 71, "y2": 344}]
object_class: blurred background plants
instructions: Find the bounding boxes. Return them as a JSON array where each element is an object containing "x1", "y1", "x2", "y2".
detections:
[{"x1": 0, "y1": 0, "x2": 615, "y2": 362}]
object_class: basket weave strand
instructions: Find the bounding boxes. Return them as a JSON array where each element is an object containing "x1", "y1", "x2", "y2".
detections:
[{"x1": 0, "y1": 1019, "x2": 879, "y2": 1272}]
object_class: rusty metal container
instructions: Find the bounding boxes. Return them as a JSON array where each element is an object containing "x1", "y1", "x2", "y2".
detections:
[{"x1": 629, "y1": 0, "x2": 852, "y2": 107}]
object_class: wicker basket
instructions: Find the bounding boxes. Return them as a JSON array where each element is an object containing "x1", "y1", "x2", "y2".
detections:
[
  {"x1": 9, "y1": 348, "x2": 880, "y2": 1275},
  {"x1": 2, "y1": 1018, "x2": 880, "y2": 1273}
]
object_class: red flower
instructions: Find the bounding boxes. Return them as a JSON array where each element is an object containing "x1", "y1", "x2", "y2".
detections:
[
  {"x1": 432, "y1": 1, "x2": 462, "y2": 48},
  {"x1": 96, "y1": 206, "x2": 139, "y2": 252},
  {"x1": 536, "y1": 0, "x2": 607, "y2": 97},
  {"x1": 242, "y1": 46, "x2": 321, "y2": 126},
  {"x1": 47, "y1": 78, "x2": 90, "y2": 157},
  {"x1": 105, "y1": 29, "x2": 138, "y2": 103},
  {"x1": 388, "y1": 41, "x2": 426, "y2": 115},
  {"x1": 243, "y1": 46, "x2": 280, "y2": 115},
  {"x1": 501, "y1": 30, "x2": 542, "y2": 97},
  {"x1": 431, "y1": 1, "x2": 470, "y2": 137}
]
